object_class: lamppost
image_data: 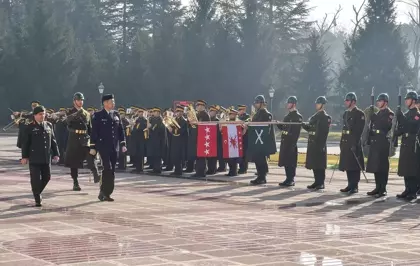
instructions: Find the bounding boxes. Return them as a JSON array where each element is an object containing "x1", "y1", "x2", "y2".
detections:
[
  {"x1": 268, "y1": 87, "x2": 275, "y2": 112},
  {"x1": 98, "y1": 82, "x2": 104, "y2": 108}
]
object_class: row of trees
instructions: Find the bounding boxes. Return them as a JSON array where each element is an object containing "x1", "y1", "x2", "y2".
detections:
[{"x1": 0, "y1": 0, "x2": 417, "y2": 121}]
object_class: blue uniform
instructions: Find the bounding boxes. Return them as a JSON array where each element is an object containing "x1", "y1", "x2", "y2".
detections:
[{"x1": 91, "y1": 109, "x2": 125, "y2": 198}]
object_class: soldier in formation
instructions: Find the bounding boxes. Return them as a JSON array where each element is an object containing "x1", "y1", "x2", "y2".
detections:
[
  {"x1": 302, "y1": 96, "x2": 331, "y2": 190},
  {"x1": 278, "y1": 96, "x2": 302, "y2": 187}
]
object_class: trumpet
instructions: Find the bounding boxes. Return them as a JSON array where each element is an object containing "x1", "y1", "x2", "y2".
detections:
[
  {"x1": 216, "y1": 105, "x2": 229, "y2": 121},
  {"x1": 187, "y1": 104, "x2": 198, "y2": 127},
  {"x1": 3, "y1": 118, "x2": 22, "y2": 131}
]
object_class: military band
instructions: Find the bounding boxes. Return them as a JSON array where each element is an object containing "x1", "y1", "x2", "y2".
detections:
[{"x1": 13, "y1": 88, "x2": 420, "y2": 206}]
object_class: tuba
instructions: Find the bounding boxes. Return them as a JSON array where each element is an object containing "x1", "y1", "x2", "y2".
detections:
[{"x1": 187, "y1": 104, "x2": 198, "y2": 127}]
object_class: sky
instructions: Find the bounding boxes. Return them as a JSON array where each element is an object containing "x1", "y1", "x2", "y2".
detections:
[{"x1": 308, "y1": 0, "x2": 412, "y2": 31}]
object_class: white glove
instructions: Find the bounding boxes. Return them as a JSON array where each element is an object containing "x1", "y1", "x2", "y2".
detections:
[{"x1": 89, "y1": 149, "x2": 97, "y2": 156}]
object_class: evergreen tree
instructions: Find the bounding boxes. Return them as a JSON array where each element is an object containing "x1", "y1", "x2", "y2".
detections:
[
  {"x1": 295, "y1": 32, "x2": 331, "y2": 118},
  {"x1": 338, "y1": 0, "x2": 411, "y2": 108}
]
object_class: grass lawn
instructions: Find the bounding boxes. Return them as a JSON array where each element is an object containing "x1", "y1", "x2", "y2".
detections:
[{"x1": 269, "y1": 153, "x2": 399, "y2": 173}]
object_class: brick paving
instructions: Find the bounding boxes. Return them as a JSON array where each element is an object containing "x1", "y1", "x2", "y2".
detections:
[{"x1": 1, "y1": 136, "x2": 420, "y2": 265}]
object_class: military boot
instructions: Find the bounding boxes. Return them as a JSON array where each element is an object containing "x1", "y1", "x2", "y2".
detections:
[{"x1": 73, "y1": 181, "x2": 81, "y2": 191}]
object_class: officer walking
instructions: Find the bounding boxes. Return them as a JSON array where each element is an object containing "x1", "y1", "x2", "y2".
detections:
[
  {"x1": 65, "y1": 92, "x2": 101, "y2": 190},
  {"x1": 365, "y1": 93, "x2": 394, "y2": 198},
  {"x1": 91, "y1": 94, "x2": 126, "y2": 202},
  {"x1": 396, "y1": 91, "x2": 420, "y2": 201},
  {"x1": 339, "y1": 92, "x2": 365, "y2": 194},
  {"x1": 21, "y1": 106, "x2": 59, "y2": 207},
  {"x1": 278, "y1": 96, "x2": 302, "y2": 187},
  {"x1": 249, "y1": 95, "x2": 275, "y2": 185},
  {"x1": 302, "y1": 96, "x2": 331, "y2": 190}
]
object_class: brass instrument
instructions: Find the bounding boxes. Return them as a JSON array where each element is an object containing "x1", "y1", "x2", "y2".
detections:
[
  {"x1": 163, "y1": 113, "x2": 181, "y2": 131},
  {"x1": 187, "y1": 104, "x2": 198, "y2": 127},
  {"x1": 215, "y1": 105, "x2": 229, "y2": 121},
  {"x1": 250, "y1": 105, "x2": 256, "y2": 121},
  {"x1": 3, "y1": 110, "x2": 30, "y2": 131}
]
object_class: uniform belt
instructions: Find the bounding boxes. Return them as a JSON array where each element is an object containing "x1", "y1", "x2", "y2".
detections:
[
  {"x1": 281, "y1": 131, "x2": 288, "y2": 135},
  {"x1": 342, "y1": 130, "x2": 350, "y2": 134},
  {"x1": 371, "y1": 129, "x2": 386, "y2": 135},
  {"x1": 308, "y1": 131, "x2": 316, "y2": 135},
  {"x1": 70, "y1": 129, "x2": 87, "y2": 134}
]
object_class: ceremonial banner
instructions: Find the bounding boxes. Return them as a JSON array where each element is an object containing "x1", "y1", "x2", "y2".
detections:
[
  {"x1": 197, "y1": 124, "x2": 218, "y2": 157},
  {"x1": 222, "y1": 125, "x2": 243, "y2": 158},
  {"x1": 247, "y1": 125, "x2": 277, "y2": 156}
]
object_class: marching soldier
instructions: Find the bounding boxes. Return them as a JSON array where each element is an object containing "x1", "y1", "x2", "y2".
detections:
[
  {"x1": 130, "y1": 107, "x2": 148, "y2": 173},
  {"x1": 302, "y1": 96, "x2": 331, "y2": 190},
  {"x1": 339, "y1": 92, "x2": 365, "y2": 194},
  {"x1": 365, "y1": 93, "x2": 394, "y2": 198},
  {"x1": 207, "y1": 105, "x2": 219, "y2": 175},
  {"x1": 65, "y1": 92, "x2": 101, "y2": 190},
  {"x1": 225, "y1": 109, "x2": 240, "y2": 177},
  {"x1": 117, "y1": 107, "x2": 130, "y2": 171},
  {"x1": 278, "y1": 96, "x2": 302, "y2": 187},
  {"x1": 21, "y1": 105, "x2": 59, "y2": 207},
  {"x1": 168, "y1": 105, "x2": 188, "y2": 176},
  {"x1": 91, "y1": 94, "x2": 126, "y2": 202},
  {"x1": 249, "y1": 95, "x2": 275, "y2": 185},
  {"x1": 192, "y1": 100, "x2": 210, "y2": 177},
  {"x1": 146, "y1": 108, "x2": 166, "y2": 174},
  {"x1": 16, "y1": 101, "x2": 39, "y2": 150},
  {"x1": 237, "y1": 105, "x2": 250, "y2": 174},
  {"x1": 396, "y1": 91, "x2": 420, "y2": 201}
]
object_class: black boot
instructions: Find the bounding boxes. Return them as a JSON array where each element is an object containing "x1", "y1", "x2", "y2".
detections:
[
  {"x1": 397, "y1": 189, "x2": 409, "y2": 199},
  {"x1": 250, "y1": 177, "x2": 266, "y2": 185},
  {"x1": 307, "y1": 183, "x2": 317, "y2": 189},
  {"x1": 340, "y1": 187, "x2": 350, "y2": 193},
  {"x1": 73, "y1": 181, "x2": 81, "y2": 191},
  {"x1": 279, "y1": 180, "x2": 295, "y2": 187},
  {"x1": 33, "y1": 194, "x2": 42, "y2": 207}
]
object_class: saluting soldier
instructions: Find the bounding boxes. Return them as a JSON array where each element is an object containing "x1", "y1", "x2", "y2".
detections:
[
  {"x1": 91, "y1": 94, "x2": 126, "y2": 202},
  {"x1": 146, "y1": 108, "x2": 166, "y2": 174},
  {"x1": 237, "y1": 105, "x2": 250, "y2": 174},
  {"x1": 207, "y1": 105, "x2": 219, "y2": 175},
  {"x1": 65, "y1": 92, "x2": 101, "y2": 190},
  {"x1": 21, "y1": 105, "x2": 59, "y2": 207},
  {"x1": 53, "y1": 107, "x2": 68, "y2": 165},
  {"x1": 130, "y1": 107, "x2": 148, "y2": 173},
  {"x1": 396, "y1": 91, "x2": 420, "y2": 201},
  {"x1": 249, "y1": 95, "x2": 275, "y2": 185},
  {"x1": 278, "y1": 96, "x2": 302, "y2": 187},
  {"x1": 192, "y1": 100, "x2": 211, "y2": 177},
  {"x1": 16, "y1": 101, "x2": 39, "y2": 150},
  {"x1": 302, "y1": 96, "x2": 331, "y2": 190},
  {"x1": 339, "y1": 92, "x2": 366, "y2": 194},
  {"x1": 168, "y1": 105, "x2": 188, "y2": 176},
  {"x1": 117, "y1": 107, "x2": 130, "y2": 171},
  {"x1": 365, "y1": 93, "x2": 394, "y2": 198}
]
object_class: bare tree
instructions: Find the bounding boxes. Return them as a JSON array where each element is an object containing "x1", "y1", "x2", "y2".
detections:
[
  {"x1": 350, "y1": 0, "x2": 367, "y2": 40},
  {"x1": 315, "y1": 5, "x2": 342, "y2": 40},
  {"x1": 399, "y1": 0, "x2": 420, "y2": 90}
]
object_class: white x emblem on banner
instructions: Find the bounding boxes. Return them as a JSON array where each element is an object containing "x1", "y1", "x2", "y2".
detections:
[{"x1": 255, "y1": 129, "x2": 264, "y2": 144}]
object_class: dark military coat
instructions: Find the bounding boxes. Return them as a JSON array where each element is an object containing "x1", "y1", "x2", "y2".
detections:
[
  {"x1": 302, "y1": 110, "x2": 331, "y2": 170},
  {"x1": 91, "y1": 109, "x2": 126, "y2": 155},
  {"x1": 277, "y1": 110, "x2": 302, "y2": 167},
  {"x1": 339, "y1": 107, "x2": 366, "y2": 171},
  {"x1": 129, "y1": 117, "x2": 147, "y2": 157},
  {"x1": 396, "y1": 107, "x2": 420, "y2": 177},
  {"x1": 146, "y1": 116, "x2": 166, "y2": 157},
  {"x1": 170, "y1": 116, "x2": 188, "y2": 161},
  {"x1": 238, "y1": 113, "x2": 250, "y2": 154},
  {"x1": 21, "y1": 121, "x2": 59, "y2": 164},
  {"x1": 64, "y1": 108, "x2": 92, "y2": 168},
  {"x1": 366, "y1": 108, "x2": 394, "y2": 173}
]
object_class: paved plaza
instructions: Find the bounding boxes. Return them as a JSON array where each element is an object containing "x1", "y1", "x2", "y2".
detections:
[{"x1": 1, "y1": 136, "x2": 420, "y2": 266}]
